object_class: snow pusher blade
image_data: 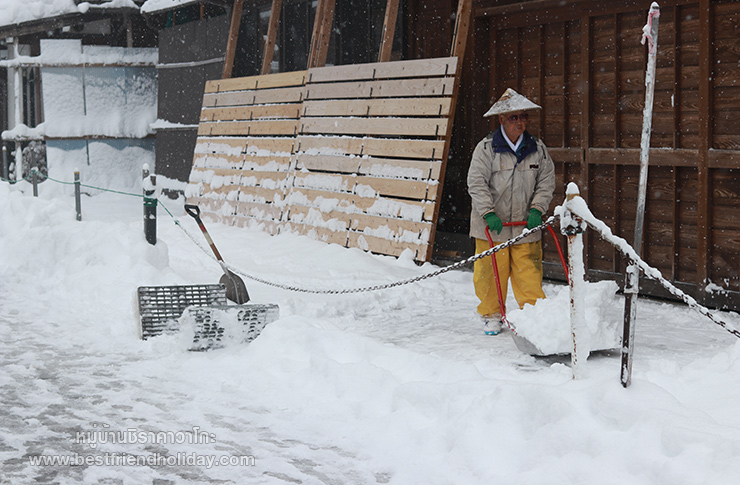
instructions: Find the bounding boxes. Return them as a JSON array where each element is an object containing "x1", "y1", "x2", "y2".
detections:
[
  {"x1": 184, "y1": 304, "x2": 280, "y2": 351},
  {"x1": 136, "y1": 284, "x2": 279, "y2": 350},
  {"x1": 137, "y1": 284, "x2": 227, "y2": 339},
  {"x1": 484, "y1": 223, "x2": 572, "y2": 357}
]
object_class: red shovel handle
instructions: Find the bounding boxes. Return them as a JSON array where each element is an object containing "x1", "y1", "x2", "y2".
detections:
[{"x1": 483, "y1": 220, "x2": 570, "y2": 320}]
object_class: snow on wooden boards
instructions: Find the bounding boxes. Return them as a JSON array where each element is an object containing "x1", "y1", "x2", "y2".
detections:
[
  {"x1": 287, "y1": 57, "x2": 457, "y2": 261},
  {"x1": 186, "y1": 71, "x2": 305, "y2": 229},
  {"x1": 186, "y1": 57, "x2": 459, "y2": 261}
]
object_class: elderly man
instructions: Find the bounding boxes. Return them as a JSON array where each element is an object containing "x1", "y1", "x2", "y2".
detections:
[{"x1": 467, "y1": 88, "x2": 556, "y2": 335}]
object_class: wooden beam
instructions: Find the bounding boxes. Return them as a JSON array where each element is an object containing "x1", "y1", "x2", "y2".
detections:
[
  {"x1": 697, "y1": 0, "x2": 712, "y2": 294},
  {"x1": 261, "y1": 0, "x2": 283, "y2": 75},
  {"x1": 378, "y1": 0, "x2": 400, "y2": 62},
  {"x1": 307, "y1": 0, "x2": 336, "y2": 69},
  {"x1": 450, "y1": 0, "x2": 472, "y2": 59},
  {"x1": 222, "y1": 0, "x2": 245, "y2": 79}
]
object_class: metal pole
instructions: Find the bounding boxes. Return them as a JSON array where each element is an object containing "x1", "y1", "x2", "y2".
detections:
[
  {"x1": 74, "y1": 171, "x2": 82, "y2": 221},
  {"x1": 31, "y1": 168, "x2": 38, "y2": 196},
  {"x1": 143, "y1": 164, "x2": 157, "y2": 245},
  {"x1": 564, "y1": 184, "x2": 586, "y2": 379},
  {"x1": 621, "y1": 3, "x2": 660, "y2": 388},
  {"x1": 2, "y1": 145, "x2": 7, "y2": 180}
]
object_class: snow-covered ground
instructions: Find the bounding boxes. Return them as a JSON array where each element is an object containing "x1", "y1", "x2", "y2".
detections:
[{"x1": 2, "y1": 178, "x2": 740, "y2": 484}]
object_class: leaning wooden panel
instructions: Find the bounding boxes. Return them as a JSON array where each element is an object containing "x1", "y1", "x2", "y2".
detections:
[
  {"x1": 304, "y1": 77, "x2": 455, "y2": 100},
  {"x1": 306, "y1": 57, "x2": 458, "y2": 83},
  {"x1": 205, "y1": 70, "x2": 307, "y2": 93},
  {"x1": 299, "y1": 117, "x2": 449, "y2": 137},
  {"x1": 301, "y1": 98, "x2": 453, "y2": 117},
  {"x1": 200, "y1": 104, "x2": 301, "y2": 122}
]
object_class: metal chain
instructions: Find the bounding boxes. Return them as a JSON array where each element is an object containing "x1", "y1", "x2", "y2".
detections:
[{"x1": 175, "y1": 216, "x2": 559, "y2": 295}]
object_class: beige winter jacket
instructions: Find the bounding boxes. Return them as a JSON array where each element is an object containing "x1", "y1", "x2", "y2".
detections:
[{"x1": 467, "y1": 129, "x2": 556, "y2": 243}]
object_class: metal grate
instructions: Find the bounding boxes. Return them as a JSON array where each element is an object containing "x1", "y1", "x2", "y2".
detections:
[
  {"x1": 186, "y1": 304, "x2": 280, "y2": 351},
  {"x1": 137, "y1": 284, "x2": 227, "y2": 339}
]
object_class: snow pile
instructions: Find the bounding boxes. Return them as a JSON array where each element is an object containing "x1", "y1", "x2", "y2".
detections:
[
  {"x1": 3, "y1": 180, "x2": 740, "y2": 483},
  {"x1": 0, "y1": 0, "x2": 139, "y2": 28},
  {"x1": 509, "y1": 280, "x2": 622, "y2": 355}
]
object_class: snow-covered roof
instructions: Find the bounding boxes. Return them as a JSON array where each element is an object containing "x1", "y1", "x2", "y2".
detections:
[
  {"x1": 140, "y1": 0, "x2": 202, "y2": 14},
  {"x1": 0, "y1": 0, "x2": 140, "y2": 30}
]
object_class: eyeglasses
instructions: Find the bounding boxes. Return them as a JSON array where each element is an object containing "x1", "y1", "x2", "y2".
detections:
[{"x1": 506, "y1": 113, "x2": 529, "y2": 122}]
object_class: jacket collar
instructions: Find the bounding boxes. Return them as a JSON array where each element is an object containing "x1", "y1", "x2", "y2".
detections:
[{"x1": 490, "y1": 128, "x2": 538, "y2": 163}]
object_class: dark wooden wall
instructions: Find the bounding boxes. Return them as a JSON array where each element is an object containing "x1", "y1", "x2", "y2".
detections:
[{"x1": 416, "y1": 0, "x2": 740, "y2": 310}]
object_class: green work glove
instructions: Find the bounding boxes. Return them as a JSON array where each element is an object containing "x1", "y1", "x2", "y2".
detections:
[
  {"x1": 526, "y1": 208, "x2": 543, "y2": 229},
  {"x1": 484, "y1": 212, "x2": 503, "y2": 235}
]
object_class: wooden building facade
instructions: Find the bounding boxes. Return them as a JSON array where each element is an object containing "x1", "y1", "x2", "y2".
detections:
[
  {"x1": 424, "y1": 0, "x2": 740, "y2": 311},
  {"x1": 148, "y1": 0, "x2": 740, "y2": 310}
]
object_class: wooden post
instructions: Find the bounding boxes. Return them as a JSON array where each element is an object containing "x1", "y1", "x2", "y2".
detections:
[
  {"x1": 378, "y1": 0, "x2": 400, "y2": 62},
  {"x1": 307, "y1": 0, "x2": 336, "y2": 69},
  {"x1": 450, "y1": 0, "x2": 472, "y2": 59},
  {"x1": 696, "y1": 0, "x2": 712, "y2": 300},
  {"x1": 222, "y1": 0, "x2": 245, "y2": 79},
  {"x1": 621, "y1": 3, "x2": 660, "y2": 389},
  {"x1": 261, "y1": 0, "x2": 283, "y2": 74}
]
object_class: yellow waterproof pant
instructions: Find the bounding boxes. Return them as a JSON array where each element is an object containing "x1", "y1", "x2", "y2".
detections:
[{"x1": 473, "y1": 238, "x2": 545, "y2": 317}]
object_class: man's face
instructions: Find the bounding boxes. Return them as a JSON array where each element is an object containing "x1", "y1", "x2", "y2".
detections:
[{"x1": 499, "y1": 111, "x2": 529, "y2": 143}]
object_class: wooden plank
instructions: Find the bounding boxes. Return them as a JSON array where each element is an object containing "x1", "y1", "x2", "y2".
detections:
[
  {"x1": 205, "y1": 70, "x2": 307, "y2": 93},
  {"x1": 261, "y1": 0, "x2": 283, "y2": 75},
  {"x1": 708, "y1": 150, "x2": 740, "y2": 169},
  {"x1": 450, "y1": 0, "x2": 472, "y2": 59},
  {"x1": 350, "y1": 213, "x2": 433, "y2": 242},
  {"x1": 307, "y1": 0, "x2": 336, "y2": 69},
  {"x1": 192, "y1": 153, "x2": 245, "y2": 169},
  {"x1": 292, "y1": 172, "x2": 355, "y2": 192},
  {"x1": 355, "y1": 194, "x2": 434, "y2": 222},
  {"x1": 200, "y1": 104, "x2": 301, "y2": 122},
  {"x1": 304, "y1": 77, "x2": 455, "y2": 100},
  {"x1": 194, "y1": 137, "x2": 247, "y2": 155},
  {"x1": 295, "y1": 154, "x2": 361, "y2": 173},
  {"x1": 285, "y1": 187, "x2": 357, "y2": 212},
  {"x1": 236, "y1": 185, "x2": 284, "y2": 203},
  {"x1": 244, "y1": 137, "x2": 296, "y2": 155},
  {"x1": 358, "y1": 157, "x2": 441, "y2": 180},
  {"x1": 285, "y1": 205, "x2": 352, "y2": 231},
  {"x1": 697, "y1": 0, "x2": 712, "y2": 292},
  {"x1": 347, "y1": 232, "x2": 423, "y2": 260},
  {"x1": 234, "y1": 200, "x2": 283, "y2": 221},
  {"x1": 588, "y1": 148, "x2": 699, "y2": 166},
  {"x1": 355, "y1": 176, "x2": 433, "y2": 200},
  {"x1": 297, "y1": 135, "x2": 446, "y2": 160},
  {"x1": 301, "y1": 98, "x2": 453, "y2": 117},
  {"x1": 299, "y1": 117, "x2": 448, "y2": 137},
  {"x1": 286, "y1": 222, "x2": 348, "y2": 246},
  {"x1": 378, "y1": 0, "x2": 400, "y2": 62},
  {"x1": 307, "y1": 57, "x2": 459, "y2": 83},
  {"x1": 202, "y1": 86, "x2": 305, "y2": 107},
  {"x1": 362, "y1": 137, "x2": 446, "y2": 160},
  {"x1": 222, "y1": 0, "x2": 244, "y2": 79},
  {"x1": 198, "y1": 120, "x2": 298, "y2": 137}
]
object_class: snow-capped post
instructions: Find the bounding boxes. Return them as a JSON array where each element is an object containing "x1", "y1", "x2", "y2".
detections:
[
  {"x1": 621, "y1": 2, "x2": 660, "y2": 389},
  {"x1": 562, "y1": 183, "x2": 587, "y2": 378},
  {"x1": 2, "y1": 145, "x2": 7, "y2": 180},
  {"x1": 142, "y1": 164, "x2": 157, "y2": 245},
  {"x1": 31, "y1": 168, "x2": 38, "y2": 197},
  {"x1": 74, "y1": 171, "x2": 82, "y2": 222}
]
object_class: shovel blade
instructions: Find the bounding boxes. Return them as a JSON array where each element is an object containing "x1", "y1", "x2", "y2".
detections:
[{"x1": 220, "y1": 271, "x2": 250, "y2": 304}]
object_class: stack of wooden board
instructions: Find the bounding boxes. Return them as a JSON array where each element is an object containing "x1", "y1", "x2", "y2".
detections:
[{"x1": 186, "y1": 56, "x2": 459, "y2": 261}]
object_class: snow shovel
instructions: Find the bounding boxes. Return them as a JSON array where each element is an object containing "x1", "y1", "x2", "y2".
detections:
[
  {"x1": 185, "y1": 204, "x2": 250, "y2": 304},
  {"x1": 484, "y1": 222, "x2": 569, "y2": 355}
]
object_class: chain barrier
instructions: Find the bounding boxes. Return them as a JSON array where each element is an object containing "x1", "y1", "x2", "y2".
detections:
[
  {"x1": 8, "y1": 171, "x2": 740, "y2": 338},
  {"x1": 566, "y1": 203, "x2": 740, "y2": 340},
  {"x1": 178, "y1": 216, "x2": 559, "y2": 295}
]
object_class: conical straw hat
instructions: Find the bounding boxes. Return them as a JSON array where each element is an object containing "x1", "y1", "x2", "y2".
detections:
[{"x1": 483, "y1": 88, "x2": 542, "y2": 117}]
